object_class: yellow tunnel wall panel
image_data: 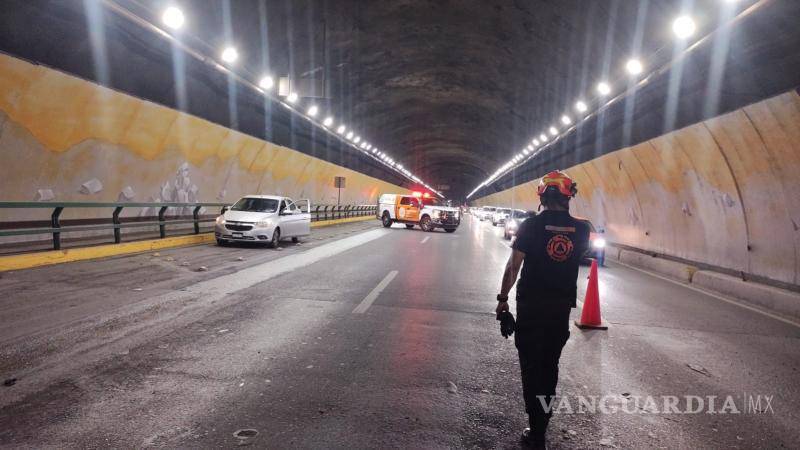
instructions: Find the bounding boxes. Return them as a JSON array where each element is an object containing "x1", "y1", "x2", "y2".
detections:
[
  {"x1": 0, "y1": 53, "x2": 408, "y2": 225},
  {"x1": 475, "y1": 90, "x2": 800, "y2": 286}
]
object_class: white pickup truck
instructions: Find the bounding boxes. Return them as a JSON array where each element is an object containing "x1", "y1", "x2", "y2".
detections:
[
  {"x1": 377, "y1": 192, "x2": 460, "y2": 232},
  {"x1": 215, "y1": 195, "x2": 311, "y2": 247}
]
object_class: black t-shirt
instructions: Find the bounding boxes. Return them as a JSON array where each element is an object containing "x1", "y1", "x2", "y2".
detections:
[{"x1": 511, "y1": 210, "x2": 591, "y2": 307}]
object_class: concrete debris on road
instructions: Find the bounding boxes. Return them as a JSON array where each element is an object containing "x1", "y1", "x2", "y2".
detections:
[
  {"x1": 687, "y1": 363, "x2": 712, "y2": 377},
  {"x1": 447, "y1": 381, "x2": 458, "y2": 393},
  {"x1": 197, "y1": 266, "x2": 209, "y2": 272}
]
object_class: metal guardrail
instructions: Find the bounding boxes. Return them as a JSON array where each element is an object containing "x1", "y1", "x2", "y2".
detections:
[
  {"x1": 0, "y1": 202, "x2": 378, "y2": 251},
  {"x1": 309, "y1": 205, "x2": 377, "y2": 222}
]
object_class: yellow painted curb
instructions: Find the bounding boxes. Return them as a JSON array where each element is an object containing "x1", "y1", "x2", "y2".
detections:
[
  {"x1": 0, "y1": 216, "x2": 377, "y2": 272},
  {"x1": 0, "y1": 233, "x2": 216, "y2": 272}
]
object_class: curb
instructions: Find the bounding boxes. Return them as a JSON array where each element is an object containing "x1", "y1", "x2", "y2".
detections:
[
  {"x1": 0, "y1": 216, "x2": 376, "y2": 272},
  {"x1": 692, "y1": 270, "x2": 800, "y2": 320},
  {"x1": 618, "y1": 249, "x2": 698, "y2": 283},
  {"x1": 0, "y1": 233, "x2": 215, "y2": 272}
]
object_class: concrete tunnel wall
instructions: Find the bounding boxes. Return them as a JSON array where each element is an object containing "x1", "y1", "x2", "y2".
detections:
[
  {"x1": 0, "y1": 53, "x2": 408, "y2": 225},
  {"x1": 474, "y1": 89, "x2": 800, "y2": 287}
]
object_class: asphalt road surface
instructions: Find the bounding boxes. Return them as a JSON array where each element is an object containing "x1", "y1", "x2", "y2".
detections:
[{"x1": 1, "y1": 216, "x2": 798, "y2": 449}]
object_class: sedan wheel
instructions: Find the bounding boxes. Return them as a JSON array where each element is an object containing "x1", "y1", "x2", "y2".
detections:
[{"x1": 268, "y1": 228, "x2": 281, "y2": 248}]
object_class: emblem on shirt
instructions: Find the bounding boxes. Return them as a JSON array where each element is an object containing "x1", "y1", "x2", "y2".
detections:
[{"x1": 546, "y1": 234, "x2": 574, "y2": 262}]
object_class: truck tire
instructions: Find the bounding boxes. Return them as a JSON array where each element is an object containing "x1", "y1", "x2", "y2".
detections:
[
  {"x1": 405, "y1": 224, "x2": 414, "y2": 229},
  {"x1": 381, "y1": 212, "x2": 393, "y2": 227},
  {"x1": 291, "y1": 237, "x2": 299, "y2": 243},
  {"x1": 444, "y1": 228, "x2": 456, "y2": 233},
  {"x1": 420, "y1": 215, "x2": 434, "y2": 232},
  {"x1": 268, "y1": 228, "x2": 280, "y2": 248}
]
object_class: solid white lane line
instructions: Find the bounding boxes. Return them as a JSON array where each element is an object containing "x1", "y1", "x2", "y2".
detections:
[
  {"x1": 420, "y1": 236, "x2": 430, "y2": 244},
  {"x1": 608, "y1": 259, "x2": 800, "y2": 329},
  {"x1": 352, "y1": 270, "x2": 398, "y2": 314}
]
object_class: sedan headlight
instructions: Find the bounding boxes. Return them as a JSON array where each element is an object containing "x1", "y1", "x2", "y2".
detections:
[
  {"x1": 215, "y1": 216, "x2": 225, "y2": 225},
  {"x1": 507, "y1": 219, "x2": 518, "y2": 229},
  {"x1": 592, "y1": 238, "x2": 606, "y2": 249},
  {"x1": 256, "y1": 219, "x2": 273, "y2": 228}
]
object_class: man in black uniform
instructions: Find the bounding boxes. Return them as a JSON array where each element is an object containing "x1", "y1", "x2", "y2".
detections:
[{"x1": 495, "y1": 170, "x2": 590, "y2": 449}]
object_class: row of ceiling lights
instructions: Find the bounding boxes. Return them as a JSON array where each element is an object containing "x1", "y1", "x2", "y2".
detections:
[
  {"x1": 160, "y1": 6, "x2": 442, "y2": 197},
  {"x1": 467, "y1": 0, "x2": 743, "y2": 199}
]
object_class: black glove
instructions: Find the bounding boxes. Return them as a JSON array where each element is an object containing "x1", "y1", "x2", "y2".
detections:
[{"x1": 496, "y1": 310, "x2": 516, "y2": 339}]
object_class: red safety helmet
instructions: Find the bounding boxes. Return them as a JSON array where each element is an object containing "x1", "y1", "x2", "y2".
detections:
[{"x1": 537, "y1": 170, "x2": 577, "y2": 198}]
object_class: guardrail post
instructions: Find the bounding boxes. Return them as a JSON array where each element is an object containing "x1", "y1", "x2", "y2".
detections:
[
  {"x1": 158, "y1": 206, "x2": 168, "y2": 238},
  {"x1": 112, "y1": 206, "x2": 123, "y2": 243},
  {"x1": 51, "y1": 207, "x2": 63, "y2": 250},
  {"x1": 193, "y1": 205, "x2": 202, "y2": 234}
]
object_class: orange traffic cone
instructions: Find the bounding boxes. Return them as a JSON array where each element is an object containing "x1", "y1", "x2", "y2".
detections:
[{"x1": 574, "y1": 259, "x2": 608, "y2": 330}]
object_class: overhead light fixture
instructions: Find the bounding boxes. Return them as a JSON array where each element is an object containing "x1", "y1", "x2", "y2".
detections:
[
  {"x1": 533, "y1": 139, "x2": 540, "y2": 146},
  {"x1": 672, "y1": 16, "x2": 697, "y2": 39},
  {"x1": 337, "y1": 125, "x2": 346, "y2": 134},
  {"x1": 287, "y1": 92, "x2": 298, "y2": 103},
  {"x1": 162, "y1": 6, "x2": 185, "y2": 30},
  {"x1": 323, "y1": 117, "x2": 333, "y2": 127},
  {"x1": 221, "y1": 46, "x2": 239, "y2": 64},
  {"x1": 354, "y1": 136, "x2": 361, "y2": 144},
  {"x1": 597, "y1": 82, "x2": 611, "y2": 95},
  {"x1": 549, "y1": 126, "x2": 558, "y2": 136},
  {"x1": 540, "y1": 134, "x2": 548, "y2": 142},
  {"x1": 258, "y1": 76, "x2": 274, "y2": 90},
  {"x1": 523, "y1": 149, "x2": 530, "y2": 155},
  {"x1": 625, "y1": 58, "x2": 643, "y2": 75},
  {"x1": 346, "y1": 131, "x2": 354, "y2": 140},
  {"x1": 307, "y1": 105, "x2": 318, "y2": 117},
  {"x1": 561, "y1": 115, "x2": 572, "y2": 125},
  {"x1": 576, "y1": 101, "x2": 588, "y2": 112}
]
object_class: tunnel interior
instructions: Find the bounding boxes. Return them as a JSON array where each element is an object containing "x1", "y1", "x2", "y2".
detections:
[{"x1": 2, "y1": 0, "x2": 798, "y2": 199}]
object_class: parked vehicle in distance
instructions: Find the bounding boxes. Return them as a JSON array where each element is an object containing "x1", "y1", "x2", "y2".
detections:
[
  {"x1": 378, "y1": 192, "x2": 460, "y2": 232},
  {"x1": 476, "y1": 206, "x2": 496, "y2": 221},
  {"x1": 503, "y1": 209, "x2": 532, "y2": 239},
  {"x1": 491, "y1": 208, "x2": 512, "y2": 226},
  {"x1": 215, "y1": 195, "x2": 311, "y2": 248}
]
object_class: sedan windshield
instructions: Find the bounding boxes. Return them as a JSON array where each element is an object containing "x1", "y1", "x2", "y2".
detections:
[{"x1": 230, "y1": 198, "x2": 279, "y2": 213}]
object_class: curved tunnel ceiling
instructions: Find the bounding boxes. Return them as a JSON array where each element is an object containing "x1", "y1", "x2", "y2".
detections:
[{"x1": 1, "y1": 0, "x2": 798, "y2": 199}]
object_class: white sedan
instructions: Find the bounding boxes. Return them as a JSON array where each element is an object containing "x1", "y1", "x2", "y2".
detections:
[{"x1": 215, "y1": 195, "x2": 311, "y2": 247}]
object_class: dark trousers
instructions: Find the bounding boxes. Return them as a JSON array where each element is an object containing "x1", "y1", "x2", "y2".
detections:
[{"x1": 514, "y1": 302, "x2": 571, "y2": 435}]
